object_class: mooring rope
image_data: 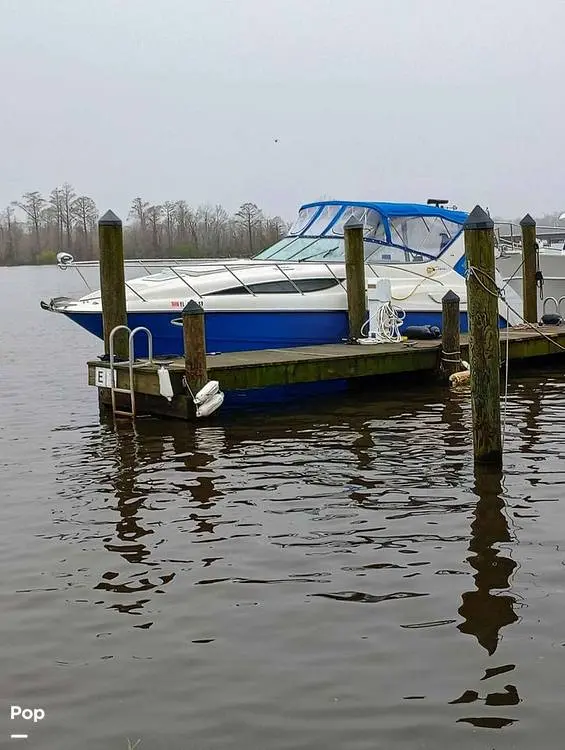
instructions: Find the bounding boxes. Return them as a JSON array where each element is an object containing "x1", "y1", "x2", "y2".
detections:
[
  {"x1": 466, "y1": 264, "x2": 565, "y2": 448},
  {"x1": 441, "y1": 349, "x2": 462, "y2": 364},
  {"x1": 467, "y1": 266, "x2": 565, "y2": 353},
  {"x1": 502, "y1": 302, "x2": 510, "y2": 450}
]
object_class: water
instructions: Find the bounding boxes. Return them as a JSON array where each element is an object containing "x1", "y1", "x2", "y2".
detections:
[{"x1": 2, "y1": 266, "x2": 565, "y2": 749}]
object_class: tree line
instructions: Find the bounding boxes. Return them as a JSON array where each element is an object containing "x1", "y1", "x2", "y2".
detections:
[
  {"x1": 0, "y1": 184, "x2": 289, "y2": 265},
  {"x1": 3, "y1": 187, "x2": 564, "y2": 267}
]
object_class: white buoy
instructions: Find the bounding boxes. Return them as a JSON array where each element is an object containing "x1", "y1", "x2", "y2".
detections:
[
  {"x1": 196, "y1": 391, "x2": 224, "y2": 418},
  {"x1": 194, "y1": 380, "x2": 220, "y2": 405}
]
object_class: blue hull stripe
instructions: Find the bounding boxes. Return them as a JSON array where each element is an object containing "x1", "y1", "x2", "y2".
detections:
[{"x1": 64, "y1": 309, "x2": 477, "y2": 358}]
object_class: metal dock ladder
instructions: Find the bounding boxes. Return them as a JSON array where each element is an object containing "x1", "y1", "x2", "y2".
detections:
[{"x1": 108, "y1": 325, "x2": 154, "y2": 418}]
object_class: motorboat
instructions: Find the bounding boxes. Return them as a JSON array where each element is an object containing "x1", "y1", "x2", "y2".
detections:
[
  {"x1": 41, "y1": 200, "x2": 523, "y2": 357},
  {"x1": 495, "y1": 222, "x2": 565, "y2": 317}
]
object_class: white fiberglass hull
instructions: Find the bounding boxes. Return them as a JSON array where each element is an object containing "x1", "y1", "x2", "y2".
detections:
[{"x1": 43, "y1": 254, "x2": 523, "y2": 357}]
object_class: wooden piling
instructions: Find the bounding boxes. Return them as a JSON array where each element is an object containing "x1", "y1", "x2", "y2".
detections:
[
  {"x1": 182, "y1": 300, "x2": 207, "y2": 396},
  {"x1": 99, "y1": 210, "x2": 128, "y2": 359},
  {"x1": 520, "y1": 213, "x2": 538, "y2": 323},
  {"x1": 344, "y1": 217, "x2": 366, "y2": 341},
  {"x1": 464, "y1": 205, "x2": 502, "y2": 466},
  {"x1": 440, "y1": 290, "x2": 461, "y2": 379}
]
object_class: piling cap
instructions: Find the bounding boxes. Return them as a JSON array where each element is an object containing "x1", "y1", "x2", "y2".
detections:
[
  {"x1": 343, "y1": 215, "x2": 364, "y2": 230},
  {"x1": 182, "y1": 299, "x2": 204, "y2": 316},
  {"x1": 464, "y1": 205, "x2": 493, "y2": 230},
  {"x1": 520, "y1": 213, "x2": 536, "y2": 227},
  {"x1": 98, "y1": 209, "x2": 122, "y2": 226},
  {"x1": 442, "y1": 289, "x2": 460, "y2": 303}
]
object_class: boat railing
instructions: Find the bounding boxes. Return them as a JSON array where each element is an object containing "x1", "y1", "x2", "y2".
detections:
[
  {"x1": 543, "y1": 296, "x2": 565, "y2": 317},
  {"x1": 56, "y1": 253, "x2": 198, "y2": 270},
  {"x1": 53, "y1": 250, "x2": 454, "y2": 302},
  {"x1": 494, "y1": 222, "x2": 565, "y2": 257},
  {"x1": 54, "y1": 251, "x2": 353, "y2": 298}
]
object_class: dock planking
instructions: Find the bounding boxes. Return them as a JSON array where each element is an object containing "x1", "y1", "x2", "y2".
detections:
[{"x1": 88, "y1": 325, "x2": 565, "y2": 417}]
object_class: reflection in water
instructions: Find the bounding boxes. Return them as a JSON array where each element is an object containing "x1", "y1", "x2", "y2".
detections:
[
  {"x1": 516, "y1": 380, "x2": 544, "y2": 455},
  {"x1": 170, "y1": 425, "x2": 226, "y2": 511},
  {"x1": 457, "y1": 716, "x2": 517, "y2": 729},
  {"x1": 453, "y1": 465, "x2": 521, "y2": 728},
  {"x1": 92, "y1": 426, "x2": 172, "y2": 618},
  {"x1": 458, "y1": 466, "x2": 518, "y2": 655},
  {"x1": 440, "y1": 394, "x2": 471, "y2": 476},
  {"x1": 49, "y1": 378, "x2": 542, "y2": 742},
  {"x1": 92, "y1": 420, "x2": 228, "y2": 614},
  {"x1": 11, "y1": 260, "x2": 565, "y2": 750},
  {"x1": 105, "y1": 427, "x2": 153, "y2": 565}
]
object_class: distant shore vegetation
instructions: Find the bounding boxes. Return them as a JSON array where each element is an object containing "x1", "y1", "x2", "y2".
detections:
[
  {"x1": 2, "y1": 185, "x2": 564, "y2": 266},
  {"x1": 0, "y1": 183, "x2": 289, "y2": 265}
]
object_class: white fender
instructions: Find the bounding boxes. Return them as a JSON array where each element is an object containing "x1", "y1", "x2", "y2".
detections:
[
  {"x1": 158, "y1": 366, "x2": 174, "y2": 401},
  {"x1": 196, "y1": 391, "x2": 224, "y2": 418},
  {"x1": 194, "y1": 380, "x2": 220, "y2": 405}
]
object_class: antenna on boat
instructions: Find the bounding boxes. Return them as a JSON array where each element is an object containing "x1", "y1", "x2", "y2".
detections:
[{"x1": 427, "y1": 198, "x2": 449, "y2": 207}]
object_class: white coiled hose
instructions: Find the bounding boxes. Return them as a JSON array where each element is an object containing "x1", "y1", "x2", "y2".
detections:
[{"x1": 358, "y1": 301, "x2": 406, "y2": 343}]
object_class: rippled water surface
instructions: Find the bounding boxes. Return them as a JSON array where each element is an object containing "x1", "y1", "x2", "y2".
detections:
[{"x1": 2, "y1": 266, "x2": 565, "y2": 749}]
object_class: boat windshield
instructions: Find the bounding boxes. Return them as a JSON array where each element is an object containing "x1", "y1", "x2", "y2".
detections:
[
  {"x1": 256, "y1": 213, "x2": 461, "y2": 264},
  {"x1": 300, "y1": 204, "x2": 342, "y2": 236},
  {"x1": 255, "y1": 236, "x2": 345, "y2": 262},
  {"x1": 327, "y1": 206, "x2": 385, "y2": 240},
  {"x1": 255, "y1": 203, "x2": 464, "y2": 263},
  {"x1": 288, "y1": 205, "x2": 321, "y2": 235},
  {"x1": 255, "y1": 236, "x2": 408, "y2": 263}
]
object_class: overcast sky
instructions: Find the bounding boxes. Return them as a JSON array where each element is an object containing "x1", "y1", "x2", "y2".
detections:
[{"x1": 1, "y1": 0, "x2": 564, "y2": 221}]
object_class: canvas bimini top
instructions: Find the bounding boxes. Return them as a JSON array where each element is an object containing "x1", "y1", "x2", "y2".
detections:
[{"x1": 254, "y1": 200, "x2": 469, "y2": 264}]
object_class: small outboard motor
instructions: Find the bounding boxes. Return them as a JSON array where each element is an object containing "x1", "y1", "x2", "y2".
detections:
[{"x1": 404, "y1": 325, "x2": 441, "y2": 339}]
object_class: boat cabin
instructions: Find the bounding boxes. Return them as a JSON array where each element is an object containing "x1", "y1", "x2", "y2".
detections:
[{"x1": 255, "y1": 200, "x2": 468, "y2": 264}]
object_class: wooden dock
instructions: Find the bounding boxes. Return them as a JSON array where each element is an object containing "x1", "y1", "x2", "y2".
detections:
[
  {"x1": 88, "y1": 324, "x2": 565, "y2": 420},
  {"x1": 87, "y1": 206, "x2": 563, "y2": 463}
]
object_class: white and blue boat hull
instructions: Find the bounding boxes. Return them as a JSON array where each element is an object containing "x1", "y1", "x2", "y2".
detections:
[
  {"x1": 42, "y1": 199, "x2": 525, "y2": 363},
  {"x1": 63, "y1": 308, "x2": 477, "y2": 358}
]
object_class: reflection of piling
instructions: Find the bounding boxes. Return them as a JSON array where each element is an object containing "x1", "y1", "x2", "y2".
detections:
[
  {"x1": 520, "y1": 213, "x2": 538, "y2": 323},
  {"x1": 182, "y1": 300, "x2": 207, "y2": 396},
  {"x1": 344, "y1": 217, "x2": 366, "y2": 341},
  {"x1": 458, "y1": 465, "x2": 517, "y2": 654},
  {"x1": 464, "y1": 206, "x2": 502, "y2": 466},
  {"x1": 99, "y1": 210, "x2": 128, "y2": 359},
  {"x1": 441, "y1": 290, "x2": 461, "y2": 379}
]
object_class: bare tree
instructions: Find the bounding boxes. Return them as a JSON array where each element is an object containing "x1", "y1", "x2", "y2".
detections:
[
  {"x1": 48, "y1": 187, "x2": 65, "y2": 249},
  {"x1": 2, "y1": 188, "x2": 292, "y2": 264},
  {"x1": 146, "y1": 205, "x2": 163, "y2": 255},
  {"x1": 162, "y1": 201, "x2": 176, "y2": 252},
  {"x1": 185, "y1": 207, "x2": 200, "y2": 250},
  {"x1": 13, "y1": 191, "x2": 46, "y2": 257},
  {"x1": 210, "y1": 204, "x2": 229, "y2": 254},
  {"x1": 61, "y1": 182, "x2": 76, "y2": 251},
  {"x1": 129, "y1": 196, "x2": 149, "y2": 231},
  {"x1": 128, "y1": 196, "x2": 150, "y2": 255},
  {"x1": 71, "y1": 195, "x2": 98, "y2": 259},
  {"x1": 0, "y1": 206, "x2": 17, "y2": 264},
  {"x1": 263, "y1": 215, "x2": 288, "y2": 247},
  {"x1": 235, "y1": 202, "x2": 263, "y2": 254},
  {"x1": 174, "y1": 200, "x2": 191, "y2": 245}
]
